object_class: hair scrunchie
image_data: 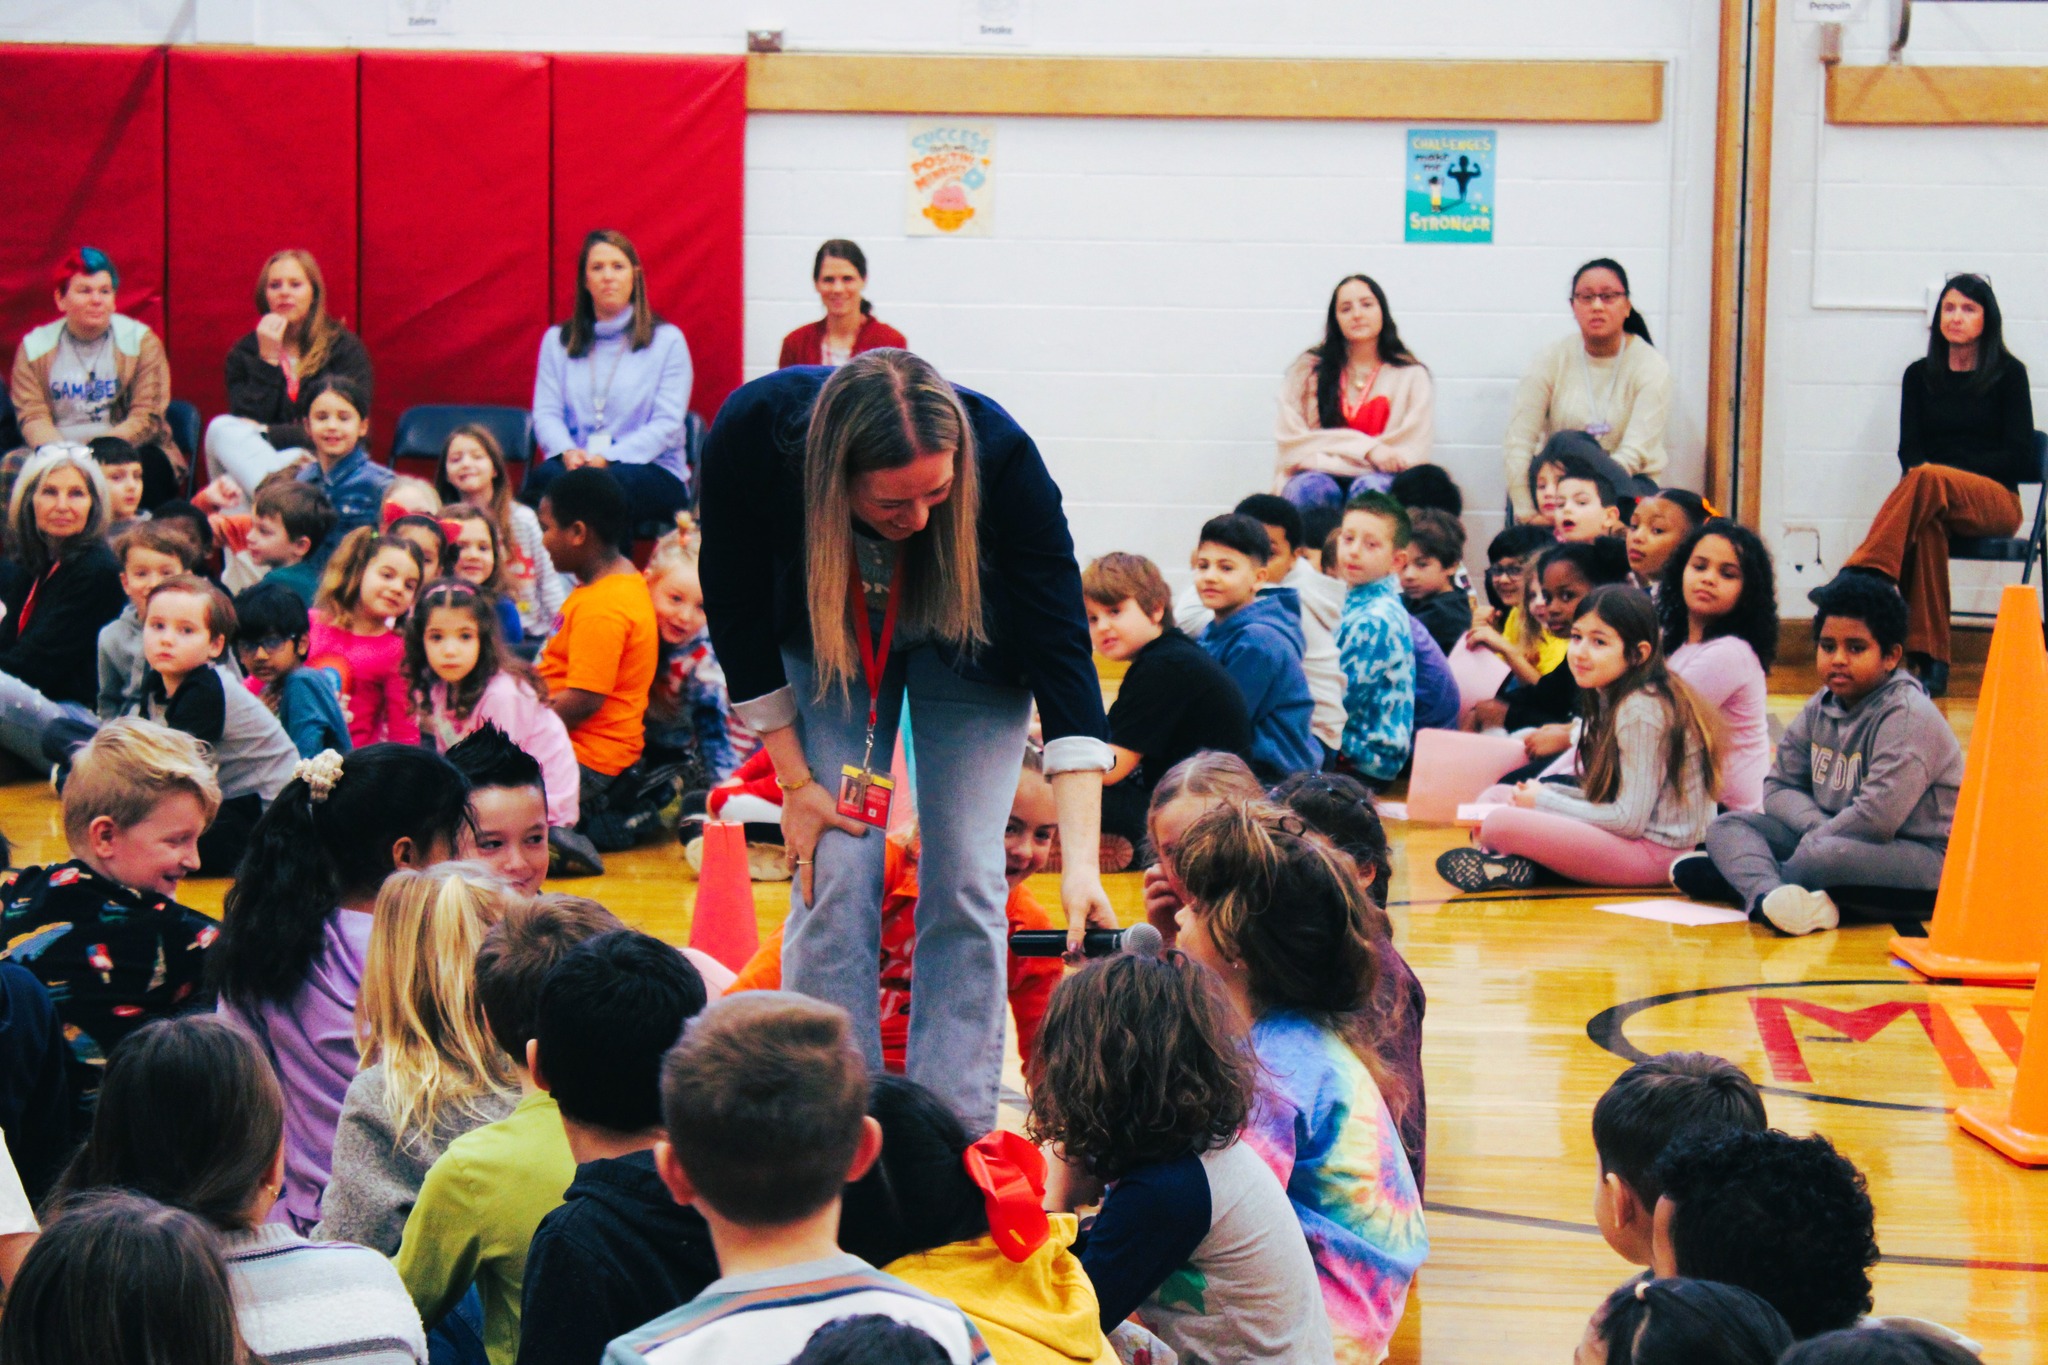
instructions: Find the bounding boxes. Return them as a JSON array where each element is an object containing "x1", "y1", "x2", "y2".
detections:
[{"x1": 294, "y1": 750, "x2": 345, "y2": 802}]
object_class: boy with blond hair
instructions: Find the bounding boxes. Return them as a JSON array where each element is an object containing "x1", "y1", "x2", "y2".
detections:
[
  {"x1": 605, "y1": 994, "x2": 989, "y2": 1365},
  {"x1": 1334, "y1": 492, "x2": 1417, "y2": 784},
  {"x1": 0, "y1": 719, "x2": 222, "y2": 1116}
]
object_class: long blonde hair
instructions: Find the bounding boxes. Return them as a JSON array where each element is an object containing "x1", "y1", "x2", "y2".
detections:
[
  {"x1": 802, "y1": 350, "x2": 985, "y2": 697},
  {"x1": 254, "y1": 248, "x2": 342, "y2": 379},
  {"x1": 356, "y1": 864, "x2": 520, "y2": 1144}
]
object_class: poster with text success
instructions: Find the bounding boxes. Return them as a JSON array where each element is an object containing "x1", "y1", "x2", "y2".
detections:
[
  {"x1": 1406, "y1": 129, "x2": 1494, "y2": 244},
  {"x1": 907, "y1": 123, "x2": 995, "y2": 237}
]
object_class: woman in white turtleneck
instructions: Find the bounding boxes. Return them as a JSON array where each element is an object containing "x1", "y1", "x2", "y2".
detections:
[{"x1": 527, "y1": 228, "x2": 695, "y2": 519}]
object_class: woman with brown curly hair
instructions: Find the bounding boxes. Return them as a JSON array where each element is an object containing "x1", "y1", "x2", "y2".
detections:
[{"x1": 1029, "y1": 953, "x2": 1328, "y2": 1364}]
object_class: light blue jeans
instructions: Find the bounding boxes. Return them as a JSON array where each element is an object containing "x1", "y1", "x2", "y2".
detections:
[
  {"x1": 780, "y1": 645, "x2": 1031, "y2": 1135},
  {"x1": 1282, "y1": 469, "x2": 1395, "y2": 516},
  {"x1": 206, "y1": 415, "x2": 305, "y2": 493},
  {"x1": 0, "y1": 673, "x2": 88, "y2": 771}
]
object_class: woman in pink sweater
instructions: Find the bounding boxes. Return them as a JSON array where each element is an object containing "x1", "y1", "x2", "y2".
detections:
[
  {"x1": 406, "y1": 579, "x2": 579, "y2": 827},
  {"x1": 1657, "y1": 519, "x2": 1778, "y2": 813},
  {"x1": 1275, "y1": 274, "x2": 1435, "y2": 515}
]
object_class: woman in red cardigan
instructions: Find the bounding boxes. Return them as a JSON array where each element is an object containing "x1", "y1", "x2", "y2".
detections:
[{"x1": 777, "y1": 239, "x2": 907, "y2": 368}]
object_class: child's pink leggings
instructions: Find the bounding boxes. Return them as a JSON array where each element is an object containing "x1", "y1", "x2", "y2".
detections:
[{"x1": 1475, "y1": 786, "x2": 1685, "y2": 887}]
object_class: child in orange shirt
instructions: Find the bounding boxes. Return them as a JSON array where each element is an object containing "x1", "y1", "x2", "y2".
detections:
[
  {"x1": 729, "y1": 761, "x2": 1065, "y2": 1071},
  {"x1": 534, "y1": 469, "x2": 659, "y2": 859}
]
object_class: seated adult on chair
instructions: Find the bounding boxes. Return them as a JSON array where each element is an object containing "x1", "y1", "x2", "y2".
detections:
[
  {"x1": 1814, "y1": 273, "x2": 2033, "y2": 698},
  {"x1": 1275, "y1": 273, "x2": 1434, "y2": 517},
  {"x1": 526, "y1": 230, "x2": 693, "y2": 523},
  {"x1": 205, "y1": 249, "x2": 375, "y2": 499},
  {"x1": 8, "y1": 248, "x2": 182, "y2": 509},
  {"x1": 1502, "y1": 258, "x2": 1670, "y2": 524},
  {"x1": 777, "y1": 239, "x2": 907, "y2": 369}
]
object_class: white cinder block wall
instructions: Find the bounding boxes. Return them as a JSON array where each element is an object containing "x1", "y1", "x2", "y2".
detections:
[{"x1": 1764, "y1": 6, "x2": 2048, "y2": 619}]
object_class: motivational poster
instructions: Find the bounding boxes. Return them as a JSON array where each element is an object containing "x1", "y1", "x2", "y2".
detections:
[
  {"x1": 1406, "y1": 129, "x2": 1495, "y2": 244},
  {"x1": 907, "y1": 123, "x2": 996, "y2": 238}
]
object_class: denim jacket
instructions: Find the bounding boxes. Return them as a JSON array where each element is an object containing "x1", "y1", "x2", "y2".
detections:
[
  {"x1": 1335, "y1": 576, "x2": 1416, "y2": 782},
  {"x1": 297, "y1": 446, "x2": 393, "y2": 561}
]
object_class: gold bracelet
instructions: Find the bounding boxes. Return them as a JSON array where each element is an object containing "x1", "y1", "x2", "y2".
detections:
[{"x1": 776, "y1": 772, "x2": 813, "y2": 794}]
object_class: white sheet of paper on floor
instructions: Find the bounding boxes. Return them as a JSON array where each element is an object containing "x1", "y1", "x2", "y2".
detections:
[
  {"x1": 1596, "y1": 900, "x2": 1750, "y2": 927},
  {"x1": 1376, "y1": 801, "x2": 1410, "y2": 822},
  {"x1": 1454, "y1": 802, "x2": 1504, "y2": 825}
]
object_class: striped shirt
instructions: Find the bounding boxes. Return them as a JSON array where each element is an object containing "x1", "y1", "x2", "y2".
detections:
[
  {"x1": 602, "y1": 1252, "x2": 990, "y2": 1365},
  {"x1": 220, "y1": 1224, "x2": 427, "y2": 1365}
]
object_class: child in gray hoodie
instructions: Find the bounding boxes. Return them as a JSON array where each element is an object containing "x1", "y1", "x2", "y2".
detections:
[{"x1": 1681, "y1": 575, "x2": 1962, "y2": 935}]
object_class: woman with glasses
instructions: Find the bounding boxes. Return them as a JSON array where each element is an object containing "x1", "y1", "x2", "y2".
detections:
[
  {"x1": 1813, "y1": 273, "x2": 2033, "y2": 697},
  {"x1": 1502, "y1": 258, "x2": 1671, "y2": 522}
]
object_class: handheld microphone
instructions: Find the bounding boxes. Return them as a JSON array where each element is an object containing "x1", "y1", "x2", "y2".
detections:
[{"x1": 1008, "y1": 922, "x2": 1165, "y2": 959}]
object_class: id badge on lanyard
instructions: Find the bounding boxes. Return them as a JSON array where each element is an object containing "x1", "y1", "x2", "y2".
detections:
[{"x1": 838, "y1": 560, "x2": 903, "y2": 829}]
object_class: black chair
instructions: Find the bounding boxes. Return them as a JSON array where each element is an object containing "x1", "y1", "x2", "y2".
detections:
[
  {"x1": 0, "y1": 388, "x2": 16, "y2": 454},
  {"x1": 390, "y1": 404, "x2": 535, "y2": 486},
  {"x1": 1948, "y1": 430, "x2": 2048, "y2": 628}
]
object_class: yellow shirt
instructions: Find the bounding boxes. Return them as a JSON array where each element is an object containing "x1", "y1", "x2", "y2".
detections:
[{"x1": 885, "y1": 1216, "x2": 1118, "y2": 1365}]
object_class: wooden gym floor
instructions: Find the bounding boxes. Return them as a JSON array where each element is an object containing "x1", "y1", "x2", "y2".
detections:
[{"x1": 1, "y1": 684, "x2": 2039, "y2": 1363}]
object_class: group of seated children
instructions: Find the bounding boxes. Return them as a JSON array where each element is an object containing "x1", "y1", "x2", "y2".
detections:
[{"x1": 1099, "y1": 451, "x2": 1961, "y2": 935}]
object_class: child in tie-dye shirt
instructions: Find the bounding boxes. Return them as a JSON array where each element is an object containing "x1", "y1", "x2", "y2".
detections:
[
  {"x1": 1333, "y1": 494, "x2": 1417, "y2": 785},
  {"x1": 1171, "y1": 798, "x2": 1428, "y2": 1365}
]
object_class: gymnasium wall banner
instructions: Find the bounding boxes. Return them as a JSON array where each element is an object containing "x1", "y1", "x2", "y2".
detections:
[
  {"x1": 907, "y1": 123, "x2": 996, "y2": 237},
  {"x1": 1406, "y1": 129, "x2": 1495, "y2": 244}
]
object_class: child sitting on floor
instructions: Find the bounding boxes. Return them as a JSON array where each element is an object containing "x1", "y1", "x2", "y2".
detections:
[
  {"x1": 1333, "y1": 492, "x2": 1418, "y2": 785},
  {"x1": 138, "y1": 576, "x2": 298, "y2": 873},
  {"x1": 102, "y1": 522, "x2": 202, "y2": 721},
  {"x1": 1084, "y1": 552, "x2": 1251, "y2": 866},
  {"x1": 1552, "y1": 454, "x2": 1628, "y2": 544},
  {"x1": 1138, "y1": 751, "x2": 1266, "y2": 945},
  {"x1": 0, "y1": 719, "x2": 221, "y2": 1121},
  {"x1": 1580, "y1": 1278, "x2": 1790, "y2": 1365},
  {"x1": 232, "y1": 580, "x2": 350, "y2": 760},
  {"x1": 1657, "y1": 520, "x2": 1777, "y2": 812},
  {"x1": 519, "y1": 926, "x2": 717, "y2": 1365},
  {"x1": 1400, "y1": 508, "x2": 1472, "y2": 653},
  {"x1": 610, "y1": 993, "x2": 991, "y2": 1363},
  {"x1": 1439, "y1": 586, "x2": 1715, "y2": 892},
  {"x1": 91, "y1": 436, "x2": 149, "y2": 539},
  {"x1": 1652, "y1": 1128, "x2": 1879, "y2": 1341},
  {"x1": 1469, "y1": 539, "x2": 1631, "y2": 761},
  {"x1": 437, "y1": 424, "x2": 565, "y2": 639},
  {"x1": 394, "y1": 897, "x2": 617, "y2": 1365},
  {"x1": 1192, "y1": 512, "x2": 1318, "y2": 779},
  {"x1": 311, "y1": 528, "x2": 426, "y2": 745},
  {"x1": 1030, "y1": 954, "x2": 1326, "y2": 1365},
  {"x1": 1171, "y1": 800, "x2": 1427, "y2": 1363},
  {"x1": 1680, "y1": 574, "x2": 1961, "y2": 936},
  {"x1": 1626, "y1": 488, "x2": 1708, "y2": 593},
  {"x1": 842, "y1": 1073, "x2": 1119, "y2": 1365},
  {"x1": 1589, "y1": 1051, "x2": 1767, "y2": 1266},
  {"x1": 248, "y1": 477, "x2": 337, "y2": 606},
  {"x1": 728, "y1": 758, "x2": 1066, "y2": 1075},
  {"x1": 643, "y1": 516, "x2": 752, "y2": 792},
  {"x1": 446, "y1": 723, "x2": 555, "y2": 895},
  {"x1": 443, "y1": 502, "x2": 527, "y2": 644}
]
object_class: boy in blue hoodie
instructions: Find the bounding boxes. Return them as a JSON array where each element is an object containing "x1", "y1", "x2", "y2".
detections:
[
  {"x1": 1192, "y1": 513, "x2": 1318, "y2": 779},
  {"x1": 1333, "y1": 492, "x2": 1418, "y2": 786},
  {"x1": 1679, "y1": 574, "x2": 1962, "y2": 936}
]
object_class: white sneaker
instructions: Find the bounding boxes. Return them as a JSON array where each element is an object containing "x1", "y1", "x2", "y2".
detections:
[{"x1": 1760, "y1": 885, "x2": 1840, "y2": 936}]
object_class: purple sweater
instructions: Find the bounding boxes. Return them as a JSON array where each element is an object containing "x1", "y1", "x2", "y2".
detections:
[{"x1": 220, "y1": 908, "x2": 371, "y2": 1234}]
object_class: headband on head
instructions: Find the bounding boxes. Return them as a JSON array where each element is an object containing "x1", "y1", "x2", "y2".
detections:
[
  {"x1": 438, "y1": 518, "x2": 469, "y2": 544},
  {"x1": 382, "y1": 503, "x2": 409, "y2": 530},
  {"x1": 962, "y1": 1131, "x2": 1050, "y2": 1262}
]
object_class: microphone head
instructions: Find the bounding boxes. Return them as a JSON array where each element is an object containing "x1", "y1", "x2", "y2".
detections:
[{"x1": 1120, "y1": 922, "x2": 1164, "y2": 958}]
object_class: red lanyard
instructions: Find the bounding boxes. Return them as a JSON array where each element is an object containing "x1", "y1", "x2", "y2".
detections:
[
  {"x1": 848, "y1": 558, "x2": 904, "y2": 735},
  {"x1": 16, "y1": 564, "x2": 58, "y2": 634}
]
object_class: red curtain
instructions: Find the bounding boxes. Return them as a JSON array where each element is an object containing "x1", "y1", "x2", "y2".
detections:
[
  {"x1": 0, "y1": 46, "x2": 167, "y2": 358},
  {"x1": 551, "y1": 54, "x2": 747, "y2": 424},
  {"x1": 0, "y1": 43, "x2": 746, "y2": 460},
  {"x1": 166, "y1": 48, "x2": 360, "y2": 429}
]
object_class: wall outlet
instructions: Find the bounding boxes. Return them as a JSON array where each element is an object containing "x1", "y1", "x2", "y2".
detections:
[{"x1": 1778, "y1": 524, "x2": 1825, "y2": 589}]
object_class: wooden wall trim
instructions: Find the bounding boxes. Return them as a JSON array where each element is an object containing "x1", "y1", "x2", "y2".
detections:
[
  {"x1": 744, "y1": 53, "x2": 1666, "y2": 122},
  {"x1": 1736, "y1": 0, "x2": 1776, "y2": 529},
  {"x1": 1828, "y1": 63, "x2": 2048, "y2": 125},
  {"x1": 1705, "y1": 0, "x2": 1748, "y2": 512}
]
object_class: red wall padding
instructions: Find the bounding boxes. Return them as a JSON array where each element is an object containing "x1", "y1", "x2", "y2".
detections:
[
  {"x1": 359, "y1": 51, "x2": 553, "y2": 456},
  {"x1": 167, "y1": 48, "x2": 360, "y2": 429},
  {"x1": 0, "y1": 46, "x2": 167, "y2": 357},
  {"x1": 0, "y1": 43, "x2": 745, "y2": 460},
  {"x1": 551, "y1": 54, "x2": 747, "y2": 424}
]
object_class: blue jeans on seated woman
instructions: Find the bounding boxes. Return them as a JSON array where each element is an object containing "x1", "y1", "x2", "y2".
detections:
[
  {"x1": 778, "y1": 644, "x2": 1031, "y2": 1136},
  {"x1": 521, "y1": 457, "x2": 689, "y2": 524},
  {"x1": 0, "y1": 673, "x2": 91, "y2": 773},
  {"x1": 1282, "y1": 470, "x2": 1395, "y2": 517}
]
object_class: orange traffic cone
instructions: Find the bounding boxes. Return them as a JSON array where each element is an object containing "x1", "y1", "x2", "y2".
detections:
[
  {"x1": 689, "y1": 821, "x2": 760, "y2": 974},
  {"x1": 1892, "y1": 584, "x2": 2048, "y2": 982},
  {"x1": 1955, "y1": 961, "x2": 2048, "y2": 1164}
]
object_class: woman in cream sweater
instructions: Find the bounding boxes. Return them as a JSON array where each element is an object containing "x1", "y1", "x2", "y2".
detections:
[
  {"x1": 1274, "y1": 274, "x2": 1435, "y2": 513},
  {"x1": 1502, "y1": 257, "x2": 1671, "y2": 522}
]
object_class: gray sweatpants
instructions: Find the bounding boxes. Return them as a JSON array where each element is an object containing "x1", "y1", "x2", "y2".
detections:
[{"x1": 1704, "y1": 810, "x2": 1946, "y2": 908}]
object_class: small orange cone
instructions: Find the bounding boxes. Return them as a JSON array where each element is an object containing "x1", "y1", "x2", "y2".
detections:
[
  {"x1": 1955, "y1": 964, "x2": 2048, "y2": 1164},
  {"x1": 1893, "y1": 584, "x2": 2048, "y2": 982},
  {"x1": 689, "y1": 821, "x2": 760, "y2": 973}
]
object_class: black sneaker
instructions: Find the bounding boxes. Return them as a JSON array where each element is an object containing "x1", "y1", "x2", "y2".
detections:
[
  {"x1": 1669, "y1": 851, "x2": 1738, "y2": 903},
  {"x1": 1435, "y1": 847, "x2": 1540, "y2": 893},
  {"x1": 548, "y1": 827, "x2": 605, "y2": 876},
  {"x1": 1807, "y1": 565, "x2": 1891, "y2": 607}
]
